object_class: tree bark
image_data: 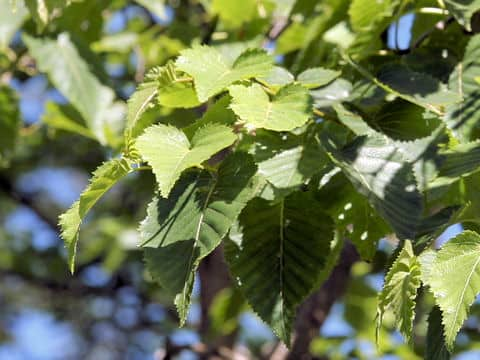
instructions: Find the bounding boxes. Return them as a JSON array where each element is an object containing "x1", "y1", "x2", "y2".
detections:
[
  {"x1": 197, "y1": 245, "x2": 239, "y2": 356},
  {"x1": 285, "y1": 242, "x2": 359, "y2": 360}
]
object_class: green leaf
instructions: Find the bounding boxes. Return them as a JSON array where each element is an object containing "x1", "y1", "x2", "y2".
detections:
[
  {"x1": 175, "y1": 45, "x2": 273, "y2": 102},
  {"x1": 211, "y1": 0, "x2": 258, "y2": 28},
  {"x1": 345, "y1": 56, "x2": 460, "y2": 115},
  {"x1": 347, "y1": 0, "x2": 401, "y2": 57},
  {"x1": 395, "y1": 127, "x2": 446, "y2": 192},
  {"x1": 229, "y1": 83, "x2": 312, "y2": 131},
  {"x1": 251, "y1": 129, "x2": 327, "y2": 189},
  {"x1": 24, "y1": 0, "x2": 73, "y2": 29},
  {"x1": 59, "y1": 158, "x2": 131, "y2": 273},
  {"x1": 376, "y1": 64, "x2": 461, "y2": 113},
  {"x1": 425, "y1": 306, "x2": 451, "y2": 360},
  {"x1": 297, "y1": 67, "x2": 341, "y2": 89},
  {"x1": 276, "y1": 21, "x2": 307, "y2": 55},
  {"x1": 0, "y1": 85, "x2": 21, "y2": 166},
  {"x1": 257, "y1": 66, "x2": 295, "y2": 90},
  {"x1": 420, "y1": 230, "x2": 480, "y2": 350},
  {"x1": 135, "y1": 123, "x2": 236, "y2": 197},
  {"x1": 125, "y1": 76, "x2": 159, "y2": 141},
  {"x1": 316, "y1": 171, "x2": 391, "y2": 260},
  {"x1": 225, "y1": 192, "x2": 334, "y2": 343},
  {"x1": 348, "y1": 0, "x2": 399, "y2": 32},
  {"x1": 436, "y1": 141, "x2": 480, "y2": 180},
  {"x1": 445, "y1": 0, "x2": 480, "y2": 31},
  {"x1": 142, "y1": 153, "x2": 260, "y2": 324},
  {"x1": 377, "y1": 240, "x2": 422, "y2": 343},
  {"x1": 311, "y1": 78, "x2": 352, "y2": 108},
  {"x1": 24, "y1": 33, "x2": 114, "y2": 144},
  {"x1": 183, "y1": 95, "x2": 236, "y2": 137},
  {"x1": 371, "y1": 100, "x2": 442, "y2": 141},
  {"x1": 325, "y1": 135, "x2": 423, "y2": 240},
  {"x1": 209, "y1": 287, "x2": 246, "y2": 336},
  {"x1": 446, "y1": 34, "x2": 480, "y2": 141},
  {"x1": 42, "y1": 102, "x2": 95, "y2": 139},
  {"x1": 92, "y1": 32, "x2": 138, "y2": 53},
  {"x1": 124, "y1": 63, "x2": 202, "y2": 147},
  {"x1": 0, "y1": 0, "x2": 28, "y2": 49},
  {"x1": 154, "y1": 62, "x2": 201, "y2": 109},
  {"x1": 333, "y1": 103, "x2": 373, "y2": 136}
]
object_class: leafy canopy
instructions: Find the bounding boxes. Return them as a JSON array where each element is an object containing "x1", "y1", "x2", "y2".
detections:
[{"x1": 6, "y1": 0, "x2": 480, "y2": 354}]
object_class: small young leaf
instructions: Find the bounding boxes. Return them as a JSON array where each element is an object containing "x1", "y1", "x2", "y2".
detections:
[
  {"x1": 135, "y1": 123, "x2": 236, "y2": 197},
  {"x1": 377, "y1": 240, "x2": 422, "y2": 343},
  {"x1": 125, "y1": 77, "x2": 159, "y2": 141},
  {"x1": 59, "y1": 158, "x2": 131, "y2": 272}
]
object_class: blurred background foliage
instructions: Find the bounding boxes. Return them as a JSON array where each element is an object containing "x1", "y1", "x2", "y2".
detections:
[{"x1": 1, "y1": 0, "x2": 480, "y2": 359}]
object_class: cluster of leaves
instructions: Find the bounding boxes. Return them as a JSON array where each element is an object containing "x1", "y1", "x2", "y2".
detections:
[{"x1": 5, "y1": 0, "x2": 480, "y2": 356}]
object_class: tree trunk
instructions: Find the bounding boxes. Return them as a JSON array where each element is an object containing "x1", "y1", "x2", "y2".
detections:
[{"x1": 286, "y1": 242, "x2": 359, "y2": 360}]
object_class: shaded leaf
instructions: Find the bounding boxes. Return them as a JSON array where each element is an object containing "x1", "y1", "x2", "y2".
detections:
[
  {"x1": 445, "y1": 0, "x2": 480, "y2": 31},
  {"x1": 142, "y1": 153, "x2": 260, "y2": 324},
  {"x1": 446, "y1": 34, "x2": 480, "y2": 141},
  {"x1": 325, "y1": 134, "x2": 423, "y2": 239},
  {"x1": 225, "y1": 192, "x2": 334, "y2": 343},
  {"x1": 376, "y1": 64, "x2": 461, "y2": 113},
  {"x1": 371, "y1": 100, "x2": 442, "y2": 141},
  {"x1": 251, "y1": 129, "x2": 327, "y2": 190},
  {"x1": 183, "y1": 96, "x2": 236, "y2": 137},
  {"x1": 316, "y1": 171, "x2": 391, "y2": 260},
  {"x1": 426, "y1": 306, "x2": 451, "y2": 360}
]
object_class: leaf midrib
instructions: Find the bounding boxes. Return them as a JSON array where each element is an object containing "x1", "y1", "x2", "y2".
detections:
[{"x1": 179, "y1": 174, "x2": 218, "y2": 317}]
